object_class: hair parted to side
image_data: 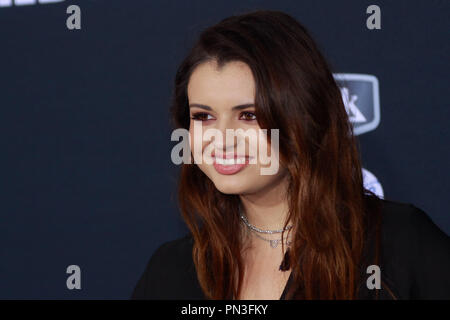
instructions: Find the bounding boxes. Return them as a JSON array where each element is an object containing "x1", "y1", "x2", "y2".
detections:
[{"x1": 170, "y1": 10, "x2": 382, "y2": 299}]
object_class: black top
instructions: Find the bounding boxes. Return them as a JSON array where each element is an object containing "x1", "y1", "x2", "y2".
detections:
[{"x1": 131, "y1": 198, "x2": 450, "y2": 300}]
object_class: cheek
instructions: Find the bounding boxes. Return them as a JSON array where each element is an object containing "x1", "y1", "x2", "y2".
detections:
[
  {"x1": 188, "y1": 126, "x2": 202, "y2": 159},
  {"x1": 240, "y1": 165, "x2": 287, "y2": 194},
  {"x1": 188, "y1": 122, "x2": 196, "y2": 148},
  {"x1": 188, "y1": 127, "x2": 193, "y2": 150},
  {"x1": 194, "y1": 157, "x2": 286, "y2": 195},
  {"x1": 189, "y1": 123, "x2": 210, "y2": 148}
]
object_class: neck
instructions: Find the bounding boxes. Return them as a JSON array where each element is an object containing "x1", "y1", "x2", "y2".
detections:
[{"x1": 239, "y1": 173, "x2": 291, "y2": 232}]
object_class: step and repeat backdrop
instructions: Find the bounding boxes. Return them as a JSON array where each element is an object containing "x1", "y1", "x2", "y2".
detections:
[{"x1": 1, "y1": 0, "x2": 448, "y2": 298}]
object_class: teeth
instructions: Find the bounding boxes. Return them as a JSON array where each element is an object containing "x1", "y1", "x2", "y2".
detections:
[{"x1": 215, "y1": 157, "x2": 246, "y2": 165}]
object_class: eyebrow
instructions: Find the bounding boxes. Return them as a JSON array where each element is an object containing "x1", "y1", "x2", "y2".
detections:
[{"x1": 189, "y1": 103, "x2": 255, "y2": 111}]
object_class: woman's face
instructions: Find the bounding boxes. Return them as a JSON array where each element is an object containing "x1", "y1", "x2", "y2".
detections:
[{"x1": 187, "y1": 60, "x2": 286, "y2": 195}]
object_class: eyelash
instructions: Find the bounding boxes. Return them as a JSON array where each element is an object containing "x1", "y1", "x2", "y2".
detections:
[{"x1": 190, "y1": 111, "x2": 257, "y2": 122}]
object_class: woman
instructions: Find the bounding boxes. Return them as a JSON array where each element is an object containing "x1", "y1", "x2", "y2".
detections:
[{"x1": 132, "y1": 10, "x2": 450, "y2": 300}]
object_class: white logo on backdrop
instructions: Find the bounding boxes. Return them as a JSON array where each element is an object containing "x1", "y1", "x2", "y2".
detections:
[
  {"x1": 334, "y1": 73, "x2": 384, "y2": 198},
  {"x1": 340, "y1": 87, "x2": 367, "y2": 123},
  {"x1": 333, "y1": 73, "x2": 380, "y2": 136}
]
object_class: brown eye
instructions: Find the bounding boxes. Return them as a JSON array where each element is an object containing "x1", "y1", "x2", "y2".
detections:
[
  {"x1": 191, "y1": 113, "x2": 214, "y2": 121},
  {"x1": 240, "y1": 111, "x2": 257, "y2": 121}
]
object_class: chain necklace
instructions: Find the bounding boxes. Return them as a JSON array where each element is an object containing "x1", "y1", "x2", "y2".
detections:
[
  {"x1": 239, "y1": 207, "x2": 293, "y2": 248},
  {"x1": 252, "y1": 232, "x2": 293, "y2": 249},
  {"x1": 239, "y1": 213, "x2": 293, "y2": 234},
  {"x1": 241, "y1": 214, "x2": 292, "y2": 234}
]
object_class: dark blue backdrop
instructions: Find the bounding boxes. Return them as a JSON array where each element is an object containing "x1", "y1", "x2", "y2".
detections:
[{"x1": 1, "y1": 0, "x2": 448, "y2": 299}]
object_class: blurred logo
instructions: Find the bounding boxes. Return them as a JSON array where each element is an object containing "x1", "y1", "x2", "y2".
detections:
[
  {"x1": 0, "y1": 0, "x2": 64, "y2": 7},
  {"x1": 333, "y1": 74, "x2": 384, "y2": 197},
  {"x1": 333, "y1": 73, "x2": 380, "y2": 136}
]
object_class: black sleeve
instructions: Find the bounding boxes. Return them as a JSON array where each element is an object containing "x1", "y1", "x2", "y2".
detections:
[
  {"x1": 409, "y1": 204, "x2": 450, "y2": 299},
  {"x1": 130, "y1": 241, "x2": 172, "y2": 300},
  {"x1": 130, "y1": 234, "x2": 204, "y2": 300}
]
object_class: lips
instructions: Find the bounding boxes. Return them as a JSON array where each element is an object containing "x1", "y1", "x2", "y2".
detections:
[
  {"x1": 213, "y1": 160, "x2": 249, "y2": 175},
  {"x1": 211, "y1": 151, "x2": 251, "y2": 175}
]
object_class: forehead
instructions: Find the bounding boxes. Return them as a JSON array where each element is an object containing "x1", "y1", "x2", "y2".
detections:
[{"x1": 187, "y1": 60, "x2": 255, "y2": 106}]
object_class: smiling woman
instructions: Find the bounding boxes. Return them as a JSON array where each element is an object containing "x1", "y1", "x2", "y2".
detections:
[
  {"x1": 131, "y1": 10, "x2": 450, "y2": 300},
  {"x1": 187, "y1": 60, "x2": 284, "y2": 192}
]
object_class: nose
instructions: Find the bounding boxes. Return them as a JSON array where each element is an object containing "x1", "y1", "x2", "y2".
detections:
[
  {"x1": 214, "y1": 119, "x2": 235, "y2": 153},
  {"x1": 212, "y1": 116, "x2": 239, "y2": 153}
]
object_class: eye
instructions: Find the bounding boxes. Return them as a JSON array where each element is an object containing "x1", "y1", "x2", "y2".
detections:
[
  {"x1": 239, "y1": 111, "x2": 257, "y2": 121},
  {"x1": 191, "y1": 112, "x2": 214, "y2": 122}
]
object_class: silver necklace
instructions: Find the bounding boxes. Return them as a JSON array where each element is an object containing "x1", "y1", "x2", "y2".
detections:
[
  {"x1": 239, "y1": 208, "x2": 293, "y2": 248},
  {"x1": 239, "y1": 214, "x2": 293, "y2": 234},
  {"x1": 252, "y1": 232, "x2": 293, "y2": 249}
]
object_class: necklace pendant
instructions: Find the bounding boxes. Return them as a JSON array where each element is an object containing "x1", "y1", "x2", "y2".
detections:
[{"x1": 270, "y1": 239, "x2": 279, "y2": 248}]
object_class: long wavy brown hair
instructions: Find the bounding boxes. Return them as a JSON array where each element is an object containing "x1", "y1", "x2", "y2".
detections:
[{"x1": 170, "y1": 10, "x2": 382, "y2": 299}]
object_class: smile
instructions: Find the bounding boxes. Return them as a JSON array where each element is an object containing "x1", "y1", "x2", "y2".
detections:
[
  {"x1": 212, "y1": 155, "x2": 252, "y2": 175},
  {"x1": 214, "y1": 157, "x2": 248, "y2": 165}
]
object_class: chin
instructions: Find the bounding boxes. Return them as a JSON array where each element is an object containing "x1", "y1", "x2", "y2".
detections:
[
  {"x1": 206, "y1": 171, "x2": 252, "y2": 195},
  {"x1": 212, "y1": 179, "x2": 249, "y2": 195}
]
